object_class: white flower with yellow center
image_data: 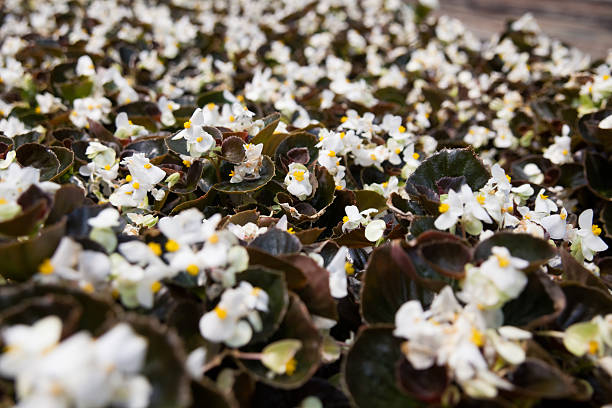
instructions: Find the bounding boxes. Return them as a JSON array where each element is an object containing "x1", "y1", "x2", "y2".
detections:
[
  {"x1": 284, "y1": 163, "x2": 312, "y2": 200},
  {"x1": 114, "y1": 112, "x2": 147, "y2": 139},
  {"x1": 172, "y1": 108, "x2": 215, "y2": 157},
  {"x1": 571, "y1": 209, "x2": 608, "y2": 261}
]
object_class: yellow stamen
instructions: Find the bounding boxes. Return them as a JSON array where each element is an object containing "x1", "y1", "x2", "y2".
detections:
[
  {"x1": 167, "y1": 103, "x2": 174, "y2": 110},
  {"x1": 370, "y1": 154, "x2": 377, "y2": 161},
  {"x1": 186, "y1": 264, "x2": 199, "y2": 276},
  {"x1": 471, "y1": 328, "x2": 484, "y2": 347},
  {"x1": 209, "y1": 233, "x2": 219, "y2": 244},
  {"x1": 340, "y1": 116, "x2": 348, "y2": 123},
  {"x1": 539, "y1": 193, "x2": 548, "y2": 200},
  {"x1": 335, "y1": 185, "x2": 343, "y2": 190},
  {"x1": 345, "y1": 262, "x2": 355, "y2": 275},
  {"x1": 148, "y1": 242, "x2": 162, "y2": 256},
  {"x1": 104, "y1": 164, "x2": 111, "y2": 170},
  {"x1": 165, "y1": 239, "x2": 180, "y2": 252},
  {"x1": 206, "y1": 103, "x2": 215, "y2": 110},
  {"x1": 214, "y1": 306, "x2": 228, "y2": 319},
  {"x1": 496, "y1": 255, "x2": 510, "y2": 268},
  {"x1": 252, "y1": 287, "x2": 262, "y2": 296},
  {"x1": 328, "y1": 151, "x2": 336, "y2": 157},
  {"x1": 412, "y1": 152, "x2": 420, "y2": 160},
  {"x1": 476, "y1": 194, "x2": 486, "y2": 205},
  {"x1": 395, "y1": 148, "x2": 401, "y2": 154},
  {"x1": 196, "y1": 137, "x2": 203, "y2": 142},
  {"x1": 229, "y1": 170, "x2": 236, "y2": 177},
  {"x1": 287, "y1": 227, "x2": 295, "y2": 234},
  {"x1": 340, "y1": 132, "x2": 345, "y2": 139},
  {"x1": 342, "y1": 216, "x2": 349, "y2": 223},
  {"x1": 151, "y1": 281, "x2": 162, "y2": 293},
  {"x1": 128, "y1": 120, "x2": 133, "y2": 125},
  {"x1": 506, "y1": 175, "x2": 511, "y2": 182},
  {"x1": 439, "y1": 203, "x2": 450, "y2": 213},
  {"x1": 592, "y1": 224, "x2": 602, "y2": 236},
  {"x1": 560, "y1": 212, "x2": 567, "y2": 220},
  {"x1": 184, "y1": 120, "x2": 192, "y2": 129},
  {"x1": 38, "y1": 259, "x2": 54, "y2": 275},
  {"x1": 237, "y1": 95, "x2": 245, "y2": 102},
  {"x1": 144, "y1": 163, "x2": 152, "y2": 169},
  {"x1": 562, "y1": 149, "x2": 568, "y2": 156},
  {"x1": 293, "y1": 170, "x2": 305, "y2": 182},
  {"x1": 229, "y1": 115, "x2": 235, "y2": 122},
  {"x1": 182, "y1": 160, "x2": 191, "y2": 167},
  {"x1": 398, "y1": 125, "x2": 406, "y2": 133},
  {"x1": 82, "y1": 282, "x2": 94, "y2": 294},
  {"x1": 126, "y1": 175, "x2": 133, "y2": 182},
  {"x1": 35, "y1": 106, "x2": 41, "y2": 113},
  {"x1": 382, "y1": 181, "x2": 388, "y2": 188},
  {"x1": 285, "y1": 357, "x2": 297, "y2": 375},
  {"x1": 87, "y1": 104, "x2": 93, "y2": 110},
  {"x1": 132, "y1": 182, "x2": 140, "y2": 190},
  {"x1": 588, "y1": 340, "x2": 599, "y2": 354}
]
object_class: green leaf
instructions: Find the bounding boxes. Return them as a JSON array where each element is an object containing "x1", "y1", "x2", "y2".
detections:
[
  {"x1": 274, "y1": 132, "x2": 319, "y2": 172},
  {"x1": 16, "y1": 143, "x2": 60, "y2": 181},
  {"x1": 585, "y1": 151, "x2": 612, "y2": 200},
  {"x1": 405, "y1": 148, "x2": 489, "y2": 201},
  {"x1": 343, "y1": 326, "x2": 423, "y2": 408},
  {"x1": 213, "y1": 156, "x2": 275, "y2": 193}
]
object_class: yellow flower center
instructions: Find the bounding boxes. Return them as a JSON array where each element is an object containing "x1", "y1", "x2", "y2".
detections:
[
  {"x1": 209, "y1": 233, "x2": 219, "y2": 244},
  {"x1": 35, "y1": 106, "x2": 41, "y2": 113},
  {"x1": 293, "y1": 170, "x2": 305, "y2": 182},
  {"x1": 370, "y1": 154, "x2": 377, "y2": 161},
  {"x1": 395, "y1": 148, "x2": 401, "y2": 154},
  {"x1": 539, "y1": 193, "x2": 548, "y2": 200},
  {"x1": 287, "y1": 227, "x2": 295, "y2": 234},
  {"x1": 38, "y1": 258, "x2": 54, "y2": 275},
  {"x1": 342, "y1": 215, "x2": 349, "y2": 223},
  {"x1": 398, "y1": 125, "x2": 406, "y2": 133},
  {"x1": 412, "y1": 152, "x2": 420, "y2": 160},
  {"x1": 382, "y1": 181, "x2": 388, "y2": 188},
  {"x1": 335, "y1": 185, "x2": 343, "y2": 190},
  {"x1": 87, "y1": 104, "x2": 94, "y2": 110},
  {"x1": 604, "y1": 74, "x2": 610, "y2": 81},
  {"x1": 340, "y1": 132, "x2": 345, "y2": 139},
  {"x1": 182, "y1": 160, "x2": 191, "y2": 167},
  {"x1": 328, "y1": 151, "x2": 336, "y2": 157},
  {"x1": 439, "y1": 203, "x2": 450, "y2": 213},
  {"x1": 126, "y1": 175, "x2": 133, "y2": 182},
  {"x1": 588, "y1": 340, "x2": 599, "y2": 355},
  {"x1": 104, "y1": 164, "x2": 111, "y2": 170},
  {"x1": 186, "y1": 264, "x2": 199, "y2": 276},
  {"x1": 184, "y1": 120, "x2": 192, "y2": 129},
  {"x1": 471, "y1": 328, "x2": 484, "y2": 347},
  {"x1": 207, "y1": 103, "x2": 216, "y2": 110},
  {"x1": 82, "y1": 282, "x2": 94, "y2": 294},
  {"x1": 506, "y1": 175, "x2": 511, "y2": 182},
  {"x1": 285, "y1": 357, "x2": 297, "y2": 375},
  {"x1": 496, "y1": 255, "x2": 510, "y2": 268},
  {"x1": 252, "y1": 287, "x2": 262, "y2": 296},
  {"x1": 167, "y1": 103, "x2": 174, "y2": 110},
  {"x1": 562, "y1": 149, "x2": 568, "y2": 156},
  {"x1": 229, "y1": 115, "x2": 235, "y2": 122},
  {"x1": 132, "y1": 182, "x2": 140, "y2": 190},
  {"x1": 592, "y1": 224, "x2": 602, "y2": 236},
  {"x1": 151, "y1": 281, "x2": 162, "y2": 293},
  {"x1": 148, "y1": 242, "x2": 162, "y2": 256},
  {"x1": 165, "y1": 239, "x2": 180, "y2": 252},
  {"x1": 229, "y1": 170, "x2": 236, "y2": 177},
  {"x1": 144, "y1": 163, "x2": 152, "y2": 169},
  {"x1": 196, "y1": 137, "x2": 203, "y2": 142},
  {"x1": 340, "y1": 116, "x2": 348, "y2": 123},
  {"x1": 128, "y1": 120, "x2": 133, "y2": 125},
  {"x1": 476, "y1": 194, "x2": 486, "y2": 205},
  {"x1": 560, "y1": 212, "x2": 567, "y2": 220},
  {"x1": 214, "y1": 306, "x2": 228, "y2": 319},
  {"x1": 345, "y1": 262, "x2": 355, "y2": 275}
]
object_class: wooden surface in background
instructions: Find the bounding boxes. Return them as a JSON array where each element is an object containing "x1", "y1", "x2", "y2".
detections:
[{"x1": 435, "y1": 0, "x2": 612, "y2": 58}]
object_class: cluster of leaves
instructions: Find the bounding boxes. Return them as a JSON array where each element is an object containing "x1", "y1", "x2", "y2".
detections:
[{"x1": 0, "y1": 0, "x2": 611, "y2": 407}]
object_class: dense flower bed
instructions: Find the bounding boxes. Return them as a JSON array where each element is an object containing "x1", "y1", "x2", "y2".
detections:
[{"x1": 0, "y1": 0, "x2": 611, "y2": 406}]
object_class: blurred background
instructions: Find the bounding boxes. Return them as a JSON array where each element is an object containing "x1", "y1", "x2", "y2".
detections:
[{"x1": 435, "y1": 0, "x2": 612, "y2": 58}]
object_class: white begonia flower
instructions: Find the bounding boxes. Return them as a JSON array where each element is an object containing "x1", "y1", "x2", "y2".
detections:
[
  {"x1": 599, "y1": 114, "x2": 612, "y2": 129},
  {"x1": 114, "y1": 112, "x2": 147, "y2": 139},
  {"x1": 563, "y1": 314, "x2": 612, "y2": 377},
  {"x1": 88, "y1": 208, "x2": 120, "y2": 229},
  {"x1": 123, "y1": 153, "x2": 166, "y2": 186},
  {"x1": 70, "y1": 96, "x2": 112, "y2": 128},
  {"x1": 326, "y1": 246, "x2": 352, "y2": 298},
  {"x1": 540, "y1": 208, "x2": 569, "y2": 239},
  {"x1": 186, "y1": 347, "x2": 207, "y2": 380},
  {"x1": 341, "y1": 205, "x2": 377, "y2": 232},
  {"x1": 172, "y1": 108, "x2": 216, "y2": 157},
  {"x1": 571, "y1": 209, "x2": 608, "y2": 261},
  {"x1": 227, "y1": 222, "x2": 267, "y2": 241},
  {"x1": 543, "y1": 125, "x2": 572, "y2": 164},
  {"x1": 199, "y1": 281, "x2": 269, "y2": 347},
  {"x1": 230, "y1": 143, "x2": 264, "y2": 183},
  {"x1": 465, "y1": 125, "x2": 494, "y2": 148},
  {"x1": 458, "y1": 247, "x2": 528, "y2": 309},
  {"x1": 76, "y1": 55, "x2": 96, "y2": 77},
  {"x1": 0, "y1": 116, "x2": 28, "y2": 138},
  {"x1": 522, "y1": 163, "x2": 544, "y2": 184},
  {"x1": 261, "y1": 339, "x2": 302, "y2": 377},
  {"x1": 436, "y1": 184, "x2": 492, "y2": 234},
  {"x1": 157, "y1": 96, "x2": 179, "y2": 127},
  {"x1": 365, "y1": 219, "x2": 386, "y2": 242},
  {"x1": 534, "y1": 189, "x2": 557, "y2": 214},
  {"x1": 284, "y1": 163, "x2": 312, "y2": 200},
  {"x1": 35, "y1": 92, "x2": 64, "y2": 114},
  {"x1": 0, "y1": 315, "x2": 62, "y2": 377}
]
